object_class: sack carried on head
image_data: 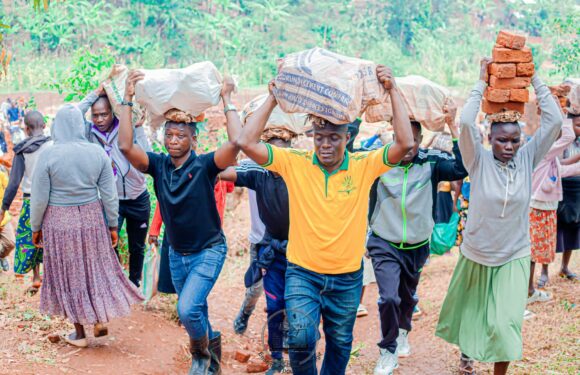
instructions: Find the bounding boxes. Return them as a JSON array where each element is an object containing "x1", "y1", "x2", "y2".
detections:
[
  {"x1": 103, "y1": 65, "x2": 146, "y2": 126},
  {"x1": 241, "y1": 93, "x2": 307, "y2": 139},
  {"x1": 273, "y1": 48, "x2": 387, "y2": 125},
  {"x1": 135, "y1": 61, "x2": 223, "y2": 129},
  {"x1": 364, "y1": 75, "x2": 454, "y2": 131}
]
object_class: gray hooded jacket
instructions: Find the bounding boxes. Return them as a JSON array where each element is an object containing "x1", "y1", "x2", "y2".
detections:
[
  {"x1": 30, "y1": 104, "x2": 119, "y2": 232},
  {"x1": 459, "y1": 76, "x2": 562, "y2": 266}
]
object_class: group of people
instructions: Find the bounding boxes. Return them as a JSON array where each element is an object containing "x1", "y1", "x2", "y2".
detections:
[{"x1": 0, "y1": 57, "x2": 577, "y2": 375}]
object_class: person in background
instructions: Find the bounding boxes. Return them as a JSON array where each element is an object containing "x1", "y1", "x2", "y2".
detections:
[
  {"x1": 236, "y1": 66, "x2": 414, "y2": 375},
  {"x1": 436, "y1": 59, "x2": 562, "y2": 375},
  {"x1": 528, "y1": 114, "x2": 580, "y2": 304},
  {"x1": 119, "y1": 70, "x2": 242, "y2": 375},
  {"x1": 0, "y1": 165, "x2": 15, "y2": 272},
  {"x1": 556, "y1": 112, "x2": 580, "y2": 281},
  {"x1": 77, "y1": 85, "x2": 152, "y2": 287},
  {"x1": 30, "y1": 105, "x2": 143, "y2": 348},
  {"x1": 0, "y1": 111, "x2": 52, "y2": 293}
]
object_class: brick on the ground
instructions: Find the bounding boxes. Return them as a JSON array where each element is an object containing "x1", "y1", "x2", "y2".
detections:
[
  {"x1": 489, "y1": 76, "x2": 532, "y2": 89},
  {"x1": 510, "y1": 89, "x2": 530, "y2": 103},
  {"x1": 496, "y1": 30, "x2": 527, "y2": 50},
  {"x1": 482, "y1": 99, "x2": 525, "y2": 114},
  {"x1": 246, "y1": 359, "x2": 270, "y2": 373},
  {"x1": 234, "y1": 350, "x2": 251, "y2": 364},
  {"x1": 516, "y1": 63, "x2": 535, "y2": 77},
  {"x1": 489, "y1": 63, "x2": 516, "y2": 79},
  {"x1": 492, "y1": 46, "x2": 532, "y2": 63},
  {"x1": 485, "y1": 88, "x2": 510, "y2": 103}
]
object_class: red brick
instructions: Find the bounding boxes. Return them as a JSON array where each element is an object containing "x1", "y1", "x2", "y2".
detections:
[
  {"x1": 489, "y1": 63, "x2": 516, "y2": 78},
  {"x1": 496, "y1": 30, "x2": 527, "y2": 50},
  {"x1": 492, "y1": 46, "x2": 532, "y2": 63},
  {"x1": 482, "y1": 100, "x2": 525, "y2": 115},
  {"x1": 516, "y1": 63, "x2": 534, "y2": 77},
  {"x1": 234, "y1": 350, "x2": 251, "y2": 363},
  {"x1": 489, "y1": 76, "x2": 531, "y2": 89},
  {"x1": 510, "y1": 89, "x2": 529, "y2": 103},
  {"x1": 485, "y1": 87, "x2": 510, "y2": 103},
  {"x1": 246, "y1": 360, "x2": 270, "y2": 373}
]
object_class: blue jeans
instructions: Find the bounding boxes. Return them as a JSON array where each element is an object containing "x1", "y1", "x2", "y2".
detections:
[
  {"x1": 169, "y1": 243, "x2": 227, "y2": 340},
  {"x1": 261, "y1": 248, "x2": 287, "y2": 360},
  {"x1": 285, "y1": 262, "x2": 363, "y2": 375}
]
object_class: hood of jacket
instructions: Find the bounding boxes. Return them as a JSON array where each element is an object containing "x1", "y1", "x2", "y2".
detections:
[
  {"x1": 51, "y1": 104, "x2": 88, "y2": 144},
  {"x1": 13, "y1": 134, "x2": 51, "y2": 155}
]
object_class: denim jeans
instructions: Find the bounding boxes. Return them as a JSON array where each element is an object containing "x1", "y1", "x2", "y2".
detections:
[
  {"x1": 239, "y1": 244, "x2": 263, "y2": 315},
  {"x1": 261, "y1": 248, "x2": 287, "y2": 360},
  {"x1": 285, "y1": 262, "x2": 363, "y2": 375},
  {"x1": 169, "y1": 243, "x2": 227, "y2": 340}
]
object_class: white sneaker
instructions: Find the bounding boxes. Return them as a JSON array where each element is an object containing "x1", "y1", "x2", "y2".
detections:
[
  {"x1": 357, "y1": 304, "x2": 369, "y2": 317},
  {"x1": 523, "y1": 309, "x2": 535, "y2": 320},
  {"x1": 527, "y1": 290, "x2": 551, "y2": 304},
  {"x1": 396, "y1": 329, "x2": 411, "y2": 357},
  {"x1": 374, "y1": 348, "x2": 399, "y2": 375}
]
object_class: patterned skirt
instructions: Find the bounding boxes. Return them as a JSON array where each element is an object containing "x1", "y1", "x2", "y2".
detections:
[
  {"x1": 13, "y1": 198, "x2": 43, "y2": 274},
  {"x1": 529, "y1": 208, "x2": 557, "y2": 264},
  {"x1": 39, "y1": 201, "x2": 144, "y2": 325}
]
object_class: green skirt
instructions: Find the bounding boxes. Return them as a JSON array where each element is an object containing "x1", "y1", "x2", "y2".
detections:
[{"x1": 435, "y1": 254, "x2": 530, "y2": 363}]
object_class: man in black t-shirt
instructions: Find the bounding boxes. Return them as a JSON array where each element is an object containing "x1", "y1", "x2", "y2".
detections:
[
  {"x1": 220, "y1": 135, "x2": 291, "y2": 374},
  {"x1": 119, "y1": 71, "x2": 242, "y2": 375}
]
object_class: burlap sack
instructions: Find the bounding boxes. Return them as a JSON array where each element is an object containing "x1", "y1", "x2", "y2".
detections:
[
  {"x1": 103, "y1": 65, "x2": 146, "y2": 126},
  {"x1": 135, "y1": 61, "x2": 223, "y2": 129},
  {"x1": 273, "y1": 48, "x2": 386, "y2": 125},
  {"x1": 241, "y1": 93, "x2": 307, "y2": 134},
  {"x1": 364, "y1": 75, "x2": 453, "y2": 131}
]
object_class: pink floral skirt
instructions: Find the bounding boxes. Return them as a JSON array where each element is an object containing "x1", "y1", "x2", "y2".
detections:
[{"x1": 529, "y1": 208, "x2": 557, "y2": 264}]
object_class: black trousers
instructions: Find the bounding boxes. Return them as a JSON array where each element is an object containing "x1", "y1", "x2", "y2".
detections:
[
  {"x1": 367, "y1": 233, "x2": 430, "y2": 354},
  {"x1": 117, "y1": 190, "x2": 151, "y2": 287}
]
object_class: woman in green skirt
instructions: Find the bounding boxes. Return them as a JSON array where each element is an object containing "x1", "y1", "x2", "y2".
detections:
[{"x1": 435, "y1": 59, "x2": 563, "y2": 375}]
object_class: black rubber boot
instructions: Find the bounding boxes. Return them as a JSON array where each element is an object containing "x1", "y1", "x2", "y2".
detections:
[
  {"x1": 208, "y1": 331, "x2": 222, "y2": 375},
  {"x1": 189, "y1": 335, "x2": 211, "y2": 375},
  {"x1": 233, "y1": 310, "x2": 251, "y2": 334}
]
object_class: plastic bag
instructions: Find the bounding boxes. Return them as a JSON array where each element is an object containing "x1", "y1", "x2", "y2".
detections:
[
  {"x1": 141, "y1": 244, "x2": 160, "y2": 303},
  {"x1": 103, "y1": 65, "x2": 146, "y2": 126},
  {"x1": 430, "y1": 212, "x2": 460, "y2": 255},
  {"x1": 135, "y1": 61, "x2": 223, "y2": 129},
  {"x1": 273, "y1": 48, "x2": 386, "y2": 125}
]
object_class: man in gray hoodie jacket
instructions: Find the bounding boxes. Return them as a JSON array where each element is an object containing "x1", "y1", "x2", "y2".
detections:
[{"x1": 77, "y1": 88, "x2": 151, "y2": 287}]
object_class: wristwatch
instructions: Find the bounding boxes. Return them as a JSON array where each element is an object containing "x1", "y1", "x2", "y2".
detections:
[
  {"x1": 224, "y1": 104, "x2": 237, "y2": 114},
  {"x1": 121, "y1": 101, "x2": 134, "y2": 107}
]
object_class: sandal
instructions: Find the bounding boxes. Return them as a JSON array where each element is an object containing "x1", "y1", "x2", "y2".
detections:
[
  {"x1": 527, "y1": 290, "x2": 551, "y2": 304},
  {"x1": 25, "y1": 282, "x2": 42, "y2": 296},
  {"x1": 93, "y1": 323, "x2": 108, "y2": 338},
  {"x1": 62, "y1": 332, "x2": 88, "y2": 348},
  {"x1": 459, "y1": 355, "x2": 476, "y2": 375},
  {"x1": 559, "y1": 271, "x2": 578, "y2": 281},
  {"x1": 537, "y1": 275, "x2": 548, "y2": 289}
]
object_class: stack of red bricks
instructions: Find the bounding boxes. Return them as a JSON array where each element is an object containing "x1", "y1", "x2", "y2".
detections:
[{"x1": 483, "y1": 30, "x2": 534, "y2": 116}]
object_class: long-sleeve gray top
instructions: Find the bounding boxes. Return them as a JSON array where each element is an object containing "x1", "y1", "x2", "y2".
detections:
[
  {"x1": 30, "y1": 104, "x2": 119, "y2": 232},
  {"x1": 458, "y1": 75, "x2": 563, "y2": 266}
]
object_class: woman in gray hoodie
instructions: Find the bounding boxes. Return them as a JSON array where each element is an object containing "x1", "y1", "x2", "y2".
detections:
[
  {"x1": 30, "y1": 105, "x2": 143, "y2": 348},
  {"x1": 435, "y1": 59, "x2": 562, "y2": 375}
]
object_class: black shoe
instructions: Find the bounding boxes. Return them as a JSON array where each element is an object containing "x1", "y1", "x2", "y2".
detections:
[
  {"x1": 266, "y1": 358, "x2": 285, "y2": 375},
  {"x1": 233, "y1": 310, "x2": 251, "y2": 334},
  {"x1": 208, "y1": 331, "x2": 222, "y2": 375},
  {"x1": 189, "y1": 336, "x2": 210, "y2": 375}
]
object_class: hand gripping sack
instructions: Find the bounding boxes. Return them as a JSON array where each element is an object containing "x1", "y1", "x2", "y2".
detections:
[
  {"x1": 241, "y1": 93, "x2": 308, "y2": 135},
  {"x1": 141, "y1": 244, "x2": 160, "y2": 303},
  {"x1": 103, "y1": 65, "x2": 146, "y2": 126},
  {"x1": 365, "y1": 75, "x2": 453, "y2": 131},
  {"x1": 273, "y1": 48, "x2": 387, "y2": 125},
  {"x1": 135, "y1": 61, "x2": 223, "y2": 128},
  {"x1": 430, "y1": 211, "x2": 460, "y2": 255}
]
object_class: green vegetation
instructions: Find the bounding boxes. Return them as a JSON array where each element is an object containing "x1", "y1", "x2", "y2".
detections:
[{"x1": 0, "y1": 0, "x2": 577, "y2": 93}]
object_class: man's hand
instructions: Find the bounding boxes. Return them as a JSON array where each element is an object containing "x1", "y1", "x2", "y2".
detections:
[
  {"x1": 148, "y1": 235, "x2": 159, "y2": 246},
  {"x1": 479, "y1": 57, "x2": 492, "y2": 82},
  {"x1": 32, "y1": 231, "x2": 43, "y2": 248},
  {"x1": 268, "y1": 79, "x2": 277, "y2": 101},
  {"x1": 110, "y1": 228, "x2": 119, "y2": 248},
  {"x1": 377, "y1": 65, "x2": 396, "y2": 91},
  {"x1": 444, "y1": 101, "x2": 459, "y2": 138},
  {"x1": 221, "y1": 76, "x2": 236, "y2": 104},
  {"x1": 95, "y1": 82, "x2": 106, "y2": 96},
  {"x1": 124, "y1": 70, "x2": 145, "y2": 101}
]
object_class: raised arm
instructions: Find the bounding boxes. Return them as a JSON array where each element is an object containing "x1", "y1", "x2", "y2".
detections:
[
  {"x1": 119, "y1": 70, "x2": 149, "y2": 172},
  {"x1": 377, "y1": 65, "x2": 414, "y2": 164},
  {"x1": 214, "y1": 77, "x2": 243, "y2": 170},
  {"x1": 434, "y1": 113, "x2": 468, "y2": 181},
  {"x1": 523, "y1": 75, "x2": 564, "y2": 168},
  {"x1": 236, "y1": 81, "x2": 276, "y2": 166},
  {"x1": 77, "y1": 88, "x2": 101, "y2": 117},
  {"x1": 459, "y1": 58, "x2": 489, "y2": 173}
]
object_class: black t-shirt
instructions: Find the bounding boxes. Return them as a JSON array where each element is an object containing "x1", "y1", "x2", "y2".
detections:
[
  {"x1": 146, "y1": 151, "x2": 224, "y2": 253},
  {"x1": 235, "y1": 161, "x2": 289, "y2": 241}
]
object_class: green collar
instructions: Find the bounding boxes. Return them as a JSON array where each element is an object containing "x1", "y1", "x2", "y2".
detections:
[{"x1": 313, "y1": 151, "x2": 350, "y2": 176}]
